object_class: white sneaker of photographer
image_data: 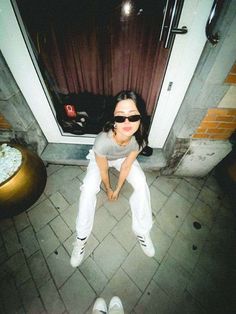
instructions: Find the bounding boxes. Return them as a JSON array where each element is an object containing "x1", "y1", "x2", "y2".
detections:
[
  {"x1": 92, "y1": 297, "x2": 107, "y2": 314},
  {"x1": 108, "y1": 296, "x2": 124, "y2": 314}
]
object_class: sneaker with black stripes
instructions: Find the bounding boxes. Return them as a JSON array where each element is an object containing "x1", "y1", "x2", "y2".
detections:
[
  {"x1": 137, "y1": 233, "x2": 155, "y2": 257},
  {"x1": 70, "y1": 237, "x2": 87, "y2": 267}
]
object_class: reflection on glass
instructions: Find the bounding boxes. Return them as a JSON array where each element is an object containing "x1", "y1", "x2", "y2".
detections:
[{"x1": 16, "y1": 0, "x2": 169, "y2": 136}]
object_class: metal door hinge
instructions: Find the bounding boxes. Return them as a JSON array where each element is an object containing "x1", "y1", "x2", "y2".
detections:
[{"x1": 167, "y1": 82, "x2": 173, "y2": 91}]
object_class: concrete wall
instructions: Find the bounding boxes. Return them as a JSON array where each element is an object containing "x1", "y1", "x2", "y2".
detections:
[
  {"x1": 0, "y1": 51, "x2": 47, "y2": 154},
  {"x1": 163, "y1": 0, "x2": 236, "y2": 177}
]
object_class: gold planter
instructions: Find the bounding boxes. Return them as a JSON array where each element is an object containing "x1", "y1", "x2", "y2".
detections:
[{"x1": 0, "y1": 143, "x2": 47, "y2": 218}]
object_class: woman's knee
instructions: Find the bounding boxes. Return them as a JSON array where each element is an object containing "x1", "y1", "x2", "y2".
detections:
[
  {"x1": 80, "y1": 182, "x2": 100, "y2": 195},
  {"x1": 129, "y1": 176, "x2": 147, "y2": 191}
]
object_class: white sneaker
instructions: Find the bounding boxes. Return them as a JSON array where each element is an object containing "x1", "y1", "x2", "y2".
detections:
[
  {"x1": 137, "y1": 233, "x2": 155, "y2": 257},
  {"x1": 92, "y1": 297, "x2": 107, "y2": 314},
  {"x1": 70, "y1": 237, "x2": 87, "y2": 268},
  {"x1": 108, "y1": 296, "x2": 124, "y2": 314}
]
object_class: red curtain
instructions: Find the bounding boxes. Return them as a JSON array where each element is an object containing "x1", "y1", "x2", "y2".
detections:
[{"x1": 25, "y1": 0, "x2": 168, "y2": 115}]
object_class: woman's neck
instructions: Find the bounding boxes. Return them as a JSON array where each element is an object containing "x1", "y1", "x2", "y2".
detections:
[{"x1": 113, "y1": 131, "x2": 131, "y2": 146}]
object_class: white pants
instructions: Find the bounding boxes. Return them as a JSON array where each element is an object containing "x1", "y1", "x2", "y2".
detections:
[{"x1": 76, "y1": 150, "x2": 153, "y2": 238}]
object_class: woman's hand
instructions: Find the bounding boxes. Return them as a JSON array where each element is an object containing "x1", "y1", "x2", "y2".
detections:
[
  {"x1": 106, "y1": 188, "x2": 114, "y2": 201},
  {"x1": 106, "y1": 187, "x2": 120, "y2": 201},
  {"x1": 111, "y1": 188, "x2": 120, "y2": 201}
]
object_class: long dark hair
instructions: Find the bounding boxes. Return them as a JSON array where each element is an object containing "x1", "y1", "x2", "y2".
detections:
[{"x1": 104, "y1": 91, "x2": 148, "y2": 149}]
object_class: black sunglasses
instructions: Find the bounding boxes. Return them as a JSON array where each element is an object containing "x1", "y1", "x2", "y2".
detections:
[{"x1": 114, "y1": 115, "x2": 141, "y2": 123}]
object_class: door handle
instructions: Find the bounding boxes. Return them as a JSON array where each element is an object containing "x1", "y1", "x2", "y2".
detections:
[
  {"x1": 160, "y1": 0, "x2": 187, "y2": 49},
  {"x1": 171, "y1": 26, "x2": 188, "y2": 34}
]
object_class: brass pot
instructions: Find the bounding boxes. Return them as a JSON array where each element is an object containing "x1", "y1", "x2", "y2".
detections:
[{"x1": 0, "y1": 143, "x2": 47, "y2": 218}]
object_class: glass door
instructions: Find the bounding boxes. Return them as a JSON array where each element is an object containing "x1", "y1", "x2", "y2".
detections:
[
  {"x1": 0, "y1": 0, "x2": 214, "y2": 147},
  {"x1": 15, "y1": 0, "x2": 170, "y2": 137}
]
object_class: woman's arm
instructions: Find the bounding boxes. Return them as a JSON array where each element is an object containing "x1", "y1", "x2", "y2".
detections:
[
  {"x1": 95, "y1": 154, "x2": 113, "y2": 200},
  {"x1": 112, "y1": 150, "x2": 139, "y2": 200}
]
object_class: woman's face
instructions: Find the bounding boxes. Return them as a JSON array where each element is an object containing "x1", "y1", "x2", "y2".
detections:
[{"x1": 114, "y1": 99, "x2": 141, "y2": 138}]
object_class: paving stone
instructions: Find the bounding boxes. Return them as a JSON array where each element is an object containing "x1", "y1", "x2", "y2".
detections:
[
  {"x1": 36, "y1": 225, "x2": 60, "y2": 257},
  {"x1": 144, "y1": 170, "x2": 159, "y2": 186},
  {"x1": 0, "y1": 300, "x2": 5, "y2": 313},
  {"x1": 122, "y1": 245, "x2": 159, "y2": 292},
  {"x1": 210, "y1": 209, "x2": 236, "y2": 237},
  {"x1": 13, "y1": 212, "x2": 30, "y2": 232},
  {"x1": 0, "y1": 218, "x2": 14, "y2": 232},
  {"x1": 6, "y1": 250, "x2": 31, "y2": 287},
  {"x1": 152, "y1": 176, "x2": 182, "y2": 196},
  {"x1": 28, "y1": 192, "x2": 47, "y2": 210},
  {"x1": 197, "y1": 232, "x2": 236, "y2": 277},
  {"x1": 46, "y1": 245, "x2": 74, "y2": 288},
  {"x1": 156, "y1": 192, "x2": 192, "y2": 238},
  {"x1": 168, "y1": 232, "x2": 201, "y2": 273},
  {"x1": 19, "y1": 226, "x2": 39, "y2": 258},
  {"x1": 150, "y1": 223, "x2": 172, "y2": 264},
  {"x1": 59, "y1": 177, "x2": 81, "y2": 205},
  {"x1": 198, "y1": 186, "x2": 221, "y2": 209},
  {"x1": 0, "y1": 276, "x2": 22, "y2": 313},
  {"x1": 46, "y1": 164, "x2": 63, "y2": 176},
  {"x1": 101, "y1": 268, "x2": 142, "y2": 313},
  {"x1": 218, "y1": 203, "x2": 236, "y2": 220},
  {"x1": 28, "y1": 199, "x2": 58, "y2": 232},
  {"x1": 190, "y1": 198, "x2": 217, "y2": 228},
  {"x1": 15, "y1": 306, "x2": 26, "y2": 314},
  {"x1": 184, "y1": 177, "x2": 206, "y2": 190},
  {"x1": 80, "y1": 257, "x2": 108, "y2": 294},
  {"x1": 187, "y1": 266, "x2": 224, "y2": 313},
  {"x1": 174, "y1": 290, "x2": 207, "y2": 314},
  {"x1": 39, "y1": 279, "x2": 65, "y2": 314},
  {"x1": 101, "y1": 171, "x2": 118, "y2": 191},
  {"x1": 50, "y1": 192, "x2": 70, "y2": 213},
  {"x1": 44, "y1": 166, "x2": 83, "y2": 196},
  {"x1": 96, "y1": 189, "x2": 107, "y2": 209},
  {"x1": 60, "y1": 203, "x2": 78, "y2": 232},
  {"x1": 180, "y1": 213, "x2": 209, "y2": 251},
  {"x1": 149, "y1": 185, "x2": 168, "y2": 215},
  {"x1": 28, "y1": 250, "x2": 51, "y2": 288},
  {"x1": 0, "y1": 243, "x2": 7, "y2": 264},
  {"x1": 24, "y1": 297, "x2": 45, "y2": 314},
  {"x1": 220, "y1": 194, "x2": 234, "y2": 210},
  {"x1": 77, "y1": 169, "x2": 86, "y2": 183},
  {"x1": 19, "y1": 278, "x2": 45, "y2": 313},
  {"x1": 103, "y1": 194, "x2": 129, "y2": 221},
  {"x1": 59, "y1": 270, "x2": 96, "y2": 314},
  {"x1": 120, "y1": 181, "x2": 133, "y2": 200},
  {"x1": 2, "y1": 226, "x2": 21, "y2": 256},
  {"x1": 204, "y1": 174, "x2": 222, "y2": 194},
  {"x1": 134, "y1": 280, "x2": 175, "y2": 314},
  {"x1": 175, "y1": 180, "x2": 200, "y2": 204},
  {"x1": 15, "y1": 263, "x2": 32, "y2": 288},
  {"x1": 1, "y1": 167, "x2": 235, "y2": 314},
  {"x1": 111, "y1": 214, "x2": 136, "y2": 252},
  {"x1": 93, "y1": 234, "x2": 127, "y2": 278},
  {"x1": 162, "y1": 191, "x2": 192, "y2": 217},
  {"x1": 50, "y1": 216, "x2": 72, "y2": 242},
  {"x1": 109, "y1": 167, "x2": 119, "y2": 177},
  {"x1": 93, "y1": 206, "x2": 117, "y2": 241},
  {"x1": 153, "y1": 254, "x2": 192, "y2": 303}
]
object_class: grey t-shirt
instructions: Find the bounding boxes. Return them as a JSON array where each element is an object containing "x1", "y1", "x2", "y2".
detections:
[{"x1": 93, "y1": 130, "x2": 140, "y2": 160}]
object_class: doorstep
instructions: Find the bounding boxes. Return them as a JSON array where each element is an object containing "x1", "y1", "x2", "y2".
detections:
[{"x1": 41, "y1": 143, "x2": 167, "y2": 171}]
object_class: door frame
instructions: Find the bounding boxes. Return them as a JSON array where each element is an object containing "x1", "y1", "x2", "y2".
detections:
[{"x1": 0, "y1": 0, "x2": 213, "y2": 148}]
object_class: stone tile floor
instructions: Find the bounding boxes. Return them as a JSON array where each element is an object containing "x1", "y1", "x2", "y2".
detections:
[{"x1": 0, "y1": 164, "x2": 236, "y2": 314}]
